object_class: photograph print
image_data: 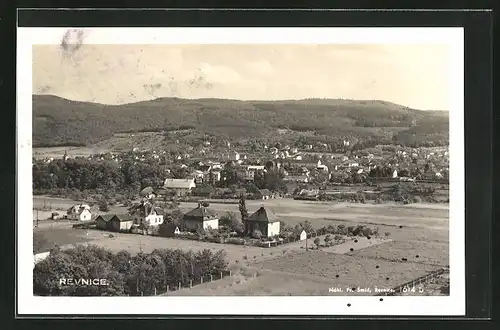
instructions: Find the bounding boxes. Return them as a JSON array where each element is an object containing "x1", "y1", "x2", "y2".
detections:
[{"x1": 17, "y1": 27, "x2": 464, "y2": 316}]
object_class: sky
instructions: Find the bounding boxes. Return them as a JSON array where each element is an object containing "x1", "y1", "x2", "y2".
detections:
[{"x1": 32, "y1": 43, "x2": 451, "y2": 110}]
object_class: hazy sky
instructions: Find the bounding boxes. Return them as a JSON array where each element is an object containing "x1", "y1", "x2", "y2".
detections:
[{"x1": 32, "y1": 44, "x2": 450, "y2": 110}]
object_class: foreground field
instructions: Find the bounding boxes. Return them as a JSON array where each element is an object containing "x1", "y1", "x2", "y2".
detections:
[
  {"x1": 346, "y1": 240, "x2": 449, "y2": 266},
  {"x1": 33, "y1": 197, "x2": 449, "y2": 296}
]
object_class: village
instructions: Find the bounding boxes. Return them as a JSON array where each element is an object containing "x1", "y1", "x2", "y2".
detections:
[{"x1": 32, "y1": 136, "x2": 450, "y2": 297}]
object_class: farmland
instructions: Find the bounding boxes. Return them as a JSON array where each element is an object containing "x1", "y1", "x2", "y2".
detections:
[{"x1": 33, "y1": 196, "x2": 449, "y2": 296}]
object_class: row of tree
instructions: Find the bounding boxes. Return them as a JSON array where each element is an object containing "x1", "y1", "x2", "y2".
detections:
[{"x1": 33, "y1": 245, "x2": 228, "y2": 296}]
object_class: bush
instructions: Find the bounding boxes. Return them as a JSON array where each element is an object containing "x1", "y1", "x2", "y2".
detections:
[
  {"x1": 337, "y1": 224, "x2": 347, "y2": 235},
  {"x1": 362, "y1": 227, "x2": 373, "y2": 237},
  {"x1": 384, "y1": 232, "x2": 391, "y2": 237},
  {"x1": 98, "y1": 200, "x2": 109, "y2": 212}
]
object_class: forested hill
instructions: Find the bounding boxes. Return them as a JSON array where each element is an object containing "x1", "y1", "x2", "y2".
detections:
[{"x1": 32, "y1": 94, "x2": 449, "y2": 147}]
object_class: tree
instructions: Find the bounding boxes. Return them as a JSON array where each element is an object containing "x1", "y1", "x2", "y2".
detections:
[
  {"x1": 238, "y1": 194, "x2": 248, "y2": 221},
  {"x1": 313, "y1": 237, "x2": 321, "y2": 247},
  {"x1": 219, "y1": 211, "x2": 244, "y2": 235},
  {"x1": 324, "y1": 234, "x2": 332, "y2": 246},
  {"x1": 98, "y1": 199, "x2": 109, "y2": 212}
]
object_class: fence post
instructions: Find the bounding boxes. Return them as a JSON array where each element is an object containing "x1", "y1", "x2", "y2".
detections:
[
  {"x1": 220, "y1": 272, "x2": 223, "y2": 279},
  {"x1": 210, "y1": 274, "x2": 213, "y2": 282},
  {"x1": 178, "y1": 282, "x2": 181, "y2": 290},
  {"x1": 190, "y1": 280, "x2": 193, "y2": 288},
  {"x1": 141, "y1": 291, "x2": 143, "y2": 296},
  {"x1": 154, "y1": 287, "x2": 157, "y2": 295},
  {"x1": 201, "y1": 276, "x2": 203, "y2": 284},
  {"x1": 229, "y1": 270, "x2": 232, "y2": 276}
]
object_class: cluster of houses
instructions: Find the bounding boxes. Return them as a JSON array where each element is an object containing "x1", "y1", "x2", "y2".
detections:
[{"x1": 71, "y1": 196, "x2": 281, "y2": 238}]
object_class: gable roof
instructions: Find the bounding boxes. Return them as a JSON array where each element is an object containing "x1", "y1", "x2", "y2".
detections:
[
  {"x1": 128, "y1": 200, "x2": 163, "y2": 217},
  {"x1": 140, "y1": 186, "x2": 155, "y2": 196},
  {"x1": 96, "y1": 214, "x2": 114, "y2": 222},
  {"x1": 163, "y1": 178, "x2": 196, "y2": 189},
  {"x1": 112, "y1": 214, "x2": 134, "y2": 222},
  {"x1": 258, "y1": 189, "x2": 272, "y2": 196},
  {"x1": 245, "y1": 207, "x2": 278, "y2": 223},
  {"x1": 67, "y1": 204, "x2": 91, "y2": 214}
]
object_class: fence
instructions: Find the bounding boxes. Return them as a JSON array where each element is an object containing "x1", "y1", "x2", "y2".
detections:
[
  {"x1": 375, "y1": 267, "x2": 449, "y2": 296},
  {"x1": 129, "y1": 269, "x2": 233, "y2": 296}
]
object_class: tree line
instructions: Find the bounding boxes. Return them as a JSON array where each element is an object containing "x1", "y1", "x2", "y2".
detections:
[{"x1": 33, "y1": 245, "x2": 228, "y2": 296}]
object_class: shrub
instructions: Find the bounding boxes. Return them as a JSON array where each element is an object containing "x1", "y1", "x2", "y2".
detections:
[
  {"x1": 351, "y1": 225, "x2": 366, "y2": 236},
  {"x1": 337, "y1": 224, "x2": 347, "y2": 235},
  {"x1": 362, "y1": 227, "x2": 373, "y2": 237},
  {"x1": 384, "y1": 232, "x2": 391, "y2": 237},
  {"x1": 243, "y1": 255, "x2": 248, "y2": 260}
]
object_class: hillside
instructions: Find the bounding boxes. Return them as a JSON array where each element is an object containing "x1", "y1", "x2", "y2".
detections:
[{"x1": 32, "y1": 95, "x2": 449, "y2": 147}]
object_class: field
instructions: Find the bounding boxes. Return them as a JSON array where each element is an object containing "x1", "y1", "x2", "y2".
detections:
[
  {"x1": 33, "y1": 196, "x2": 129, "y2": 221},
  {"x1": 33, "y1": 196, "x2": 449, "y2": 296},
  {"x1": 346, "y1": 240, "x2": 449, "y2": 266}
]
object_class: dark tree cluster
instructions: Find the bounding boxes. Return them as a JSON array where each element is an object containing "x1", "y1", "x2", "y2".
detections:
[
  {"x1": 33, "y1": 245, "x2": 228, "y2": 296},
  {"x1": 33, "y1": 158, "x2": 169, "y2": 195}
]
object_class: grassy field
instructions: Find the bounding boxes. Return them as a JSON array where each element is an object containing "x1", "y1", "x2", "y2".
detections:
[
  {"x1": 346, "y1": 240, "x2": 449, "y2": 266},
  {"x1": 33, "y1": 196, "x2": 129, "y2": 221},
  {"x1": 180, "y1": 200, "x2": 449, "y2": 232},
  {"x1": 166, "y1": 252, "x2": 441, "y2": 296}
]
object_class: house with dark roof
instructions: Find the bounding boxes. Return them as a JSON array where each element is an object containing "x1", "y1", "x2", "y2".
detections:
[
  {"x1": 163, "y1": 178, "x2": 196, "y2": 196},
  {"x1": 95, "y1": 214, "x2": 114, "y2": 230},
  {"x1": 243, "y1": 207, "x2": 280, "y2": 238},
  {"x1": 183, "y1": 202, "x2": 219, "y2": 231},
  {"x1": 128, "y1": 200, "x2": 165, "y2": 226},
  {"x1": 139, "y1": 186, "x2": 156, "y2": 199},
  {"x1": 108, "y1": 214, "x2": 134, "y2": 232},
  {"x1": 255, "y1": 189, "x2": 272, "y2": 200}
]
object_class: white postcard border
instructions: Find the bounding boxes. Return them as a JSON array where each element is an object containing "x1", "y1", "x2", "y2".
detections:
[{"x1": 17, "y1": 27, "x2": 464, "y2": 316}]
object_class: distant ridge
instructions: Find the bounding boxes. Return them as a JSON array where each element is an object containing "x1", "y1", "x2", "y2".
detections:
[{"x1": 32, "y1": 94, "x2": 449, "y2": 147}]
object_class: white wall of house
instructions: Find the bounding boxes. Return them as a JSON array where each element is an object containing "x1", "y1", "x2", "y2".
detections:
[
  {"x1": 145, "y1": 214, "x2": 164, "y2": 226},
  {"x1": 203, "y1": 218, "x2": 219, "y2": 230},
  {"x1": 267, "y1": 221, "x2": 281, "y2": 237},
  {"x1": 79, "y1": 209, "x2": 92, "y2": 221}
]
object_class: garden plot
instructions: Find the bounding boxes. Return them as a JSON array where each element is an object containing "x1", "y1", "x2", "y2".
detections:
[{"x1": 345, "y1": 240, "x2": 449, "y2": 266}]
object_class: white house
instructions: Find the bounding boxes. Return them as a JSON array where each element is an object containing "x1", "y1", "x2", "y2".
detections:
[
  {"x1": 66, "y1": 204, "x2": 92, "y2": 221},
  {"x1": 128, "y1": 200, "x2": 164, "y2": 226},
  {"x1": 317, "y1": 160, "x2": 329, "y2": 172},
  {"x1": 243, "y1": 207, "x2": 280, "y2": 238},
  {"x1": 300, "y1": 230, "x2": 307, "y2": 241},
  {"x1": 246, "y1": 165, "x2": 266, "y2": 181},
  {"x1": 163, "y1": 178, "x2": 196, "y2": 196},
  {"x1": 392, "y1": 169, "x2": 398, "y2": 178}
]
